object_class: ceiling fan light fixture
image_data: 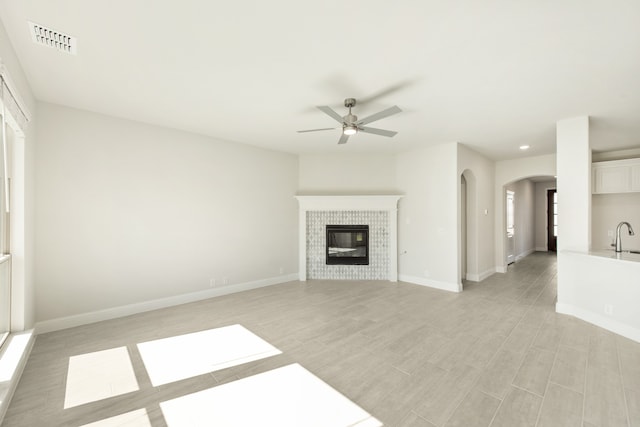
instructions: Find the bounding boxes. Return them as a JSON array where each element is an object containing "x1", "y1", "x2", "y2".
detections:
[{"x1": 343, "y1": 125, "x2": 357, "y2": 135}]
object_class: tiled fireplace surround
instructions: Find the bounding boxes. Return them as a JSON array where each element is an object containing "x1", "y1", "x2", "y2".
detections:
[{"x1": 295, "y1": 196, "x2": 402, "y2": 281}]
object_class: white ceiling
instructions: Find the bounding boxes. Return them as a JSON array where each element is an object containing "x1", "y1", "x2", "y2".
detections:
[{"x1": 1, "y1": 1, "x2": 639, "y2": 160}]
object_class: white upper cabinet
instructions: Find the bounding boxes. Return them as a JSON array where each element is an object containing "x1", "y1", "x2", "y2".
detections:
[
  {"x1": 632, "y1": 164, "x2": 640, "y2": 192},
  {"x1": 592, "y1": 158, "x2": 640, "y2": 194}
]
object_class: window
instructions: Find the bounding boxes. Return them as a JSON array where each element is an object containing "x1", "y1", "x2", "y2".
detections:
[
  {"x1": 0, "y1": 114, "x2": 11, "y2": 346},
  {"x1": 506, "y1": 191, "x2": 515, "y2": 236},
  {"x1": 0, "y1": 72, "x2": 29, "y2": 346}
]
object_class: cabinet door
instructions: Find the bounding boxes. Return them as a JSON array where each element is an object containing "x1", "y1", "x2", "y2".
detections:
[
  {"x1": 632, "y1": 164, "x2": 640, "y2": 191},
  {"x1": 593, "y1": 165, "x2": 631, "y2": 193}
]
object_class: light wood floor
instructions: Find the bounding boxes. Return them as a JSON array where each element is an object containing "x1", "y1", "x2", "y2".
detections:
[{"x1": 3, "y1": 252, "x2": 640, "y2": 426}]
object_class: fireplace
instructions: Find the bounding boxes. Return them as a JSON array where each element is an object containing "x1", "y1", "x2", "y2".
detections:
[
  {"x1": 295, "y1": 195, "x2": 402, "y2": 281},
  {"x1": 326, "y1": 225, "x2": 369, "y2": 265}
]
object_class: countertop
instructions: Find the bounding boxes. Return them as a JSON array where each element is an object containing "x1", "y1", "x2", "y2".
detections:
[{"x1": 587, "y1": 249, "x2": 640, "y2": 263}]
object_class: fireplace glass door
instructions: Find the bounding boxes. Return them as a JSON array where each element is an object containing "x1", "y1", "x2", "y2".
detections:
[{"x1": 326, "y1": 225, "x2": 369, "y2": 265}]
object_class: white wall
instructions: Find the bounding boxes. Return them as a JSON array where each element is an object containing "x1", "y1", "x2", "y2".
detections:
[
  {"x1": 505, "y1": 179, "x2": 535, "y2": 259},
  {"x1": 457, "y1": 144, "x2": 495, "y2": 281},
  {"x1": 35, "y1": 103, "x2": 298, "y2": 323},
  {"x1": 0, "y1": 17, "x2": 37, "y2": 330},
  {"x1": 397, "y1": 143, "x2": 460, "y2": 291},
  {"x1": 494, "y1": 154, "x2": 556, "y2": 271},
  {"x1": 592, "y1": 193, "x2": 640, "y2": 251},
  {"x1": 534, "y1": 180, "x2": 556, "y2": 251},
  {"x1": 298, "y1": 153, "x2": 396, "y2": 194}
]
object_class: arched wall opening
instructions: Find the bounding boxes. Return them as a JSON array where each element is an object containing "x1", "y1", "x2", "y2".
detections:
[
  {"x1": 494, "y1": 155, "x2": 556, "y2": 272},
  {"x1": 458, "y1": 169, "x2": 477, "y2": 286},
  {"x1": 501, "y1": 177, "x2": 554, "y2": 267}
]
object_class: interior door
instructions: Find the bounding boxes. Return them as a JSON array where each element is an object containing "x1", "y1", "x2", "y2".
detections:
[
  {"x1": 506, "y1": 190, "x2": 515, "y2": 264},
  {"x1": 547, "y1": 189, "x2": 557, "y2": 251}
]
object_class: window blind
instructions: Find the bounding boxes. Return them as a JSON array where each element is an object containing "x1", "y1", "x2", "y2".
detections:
[
  {"x1": 0, "y1": 75, "x2": 29, "y2": 132},
  {"x1": 0, "y1": 70, "x2": 30, "y2": 214}
]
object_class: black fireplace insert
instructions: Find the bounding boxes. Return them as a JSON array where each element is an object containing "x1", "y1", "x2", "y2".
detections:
[{"x1": 326, "y1": 225, "x2": 369, "y2": 265}]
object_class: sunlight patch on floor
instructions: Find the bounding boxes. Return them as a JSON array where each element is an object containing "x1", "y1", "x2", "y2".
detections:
[
  {"x1": 137, "y1": 324, "x2": 281, "y2": 386},
  {"x1": 160, "y1": 363, "x2": 382, "y2": 427},
  {"x1": 64, "y1": 347, "x2": 138, "y2": 409},
  {"x1": 79, "y1": 408, "x2": 151, "y2": 427}
]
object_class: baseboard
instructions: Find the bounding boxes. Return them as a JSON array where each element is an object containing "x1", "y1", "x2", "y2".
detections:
[
  {"x1": 0, "y1": 330, "x2": 35, "y2": 424},
  {"x1": 535, "y1": 247, "x2": 548, "y2": 252},
  {"x1": 515, "y1": 248, "x2": 535, "y2": 261},
  {"x1": 466, "y1": 268, "x2": 495, "y2": 282},
  {"x1": 556, "y1": 302, "x2": 640, "y2": 343},
  {"x1": 495, "y1": 265, "x2": 507, "y2": 273},
  {"x1": 398, "y1": 274, "x2": 461, "y2": 293},
  {"x1": 35, "y1": 274, "x2": 299, "y2": 335}
]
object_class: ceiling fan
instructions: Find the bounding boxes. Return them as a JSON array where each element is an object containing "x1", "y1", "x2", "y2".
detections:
[{"x1": 297, "y1": 98, "x2": 402, "y2": 144}]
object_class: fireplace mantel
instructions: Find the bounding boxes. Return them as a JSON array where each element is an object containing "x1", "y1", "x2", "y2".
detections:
[{"x1": 295, "y1": 195, "x2": 402, "y2": 281}]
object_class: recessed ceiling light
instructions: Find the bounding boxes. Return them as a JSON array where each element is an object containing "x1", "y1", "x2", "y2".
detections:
[
  {"x1": 28, "y1": 21, "x2": 77, "y2": 55},
  {"x1": 519, "y1": 145, "x2": 530, "y2": 150}
]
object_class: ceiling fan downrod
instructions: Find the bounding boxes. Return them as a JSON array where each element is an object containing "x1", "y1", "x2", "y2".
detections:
[{"x1": 343, "y1": 98, "x2": 357, "y2": 124}]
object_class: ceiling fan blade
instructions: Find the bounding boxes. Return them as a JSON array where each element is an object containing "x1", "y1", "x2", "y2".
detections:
[
  {"x1": 358, "y1": 79, "x2": 419, "y2": 104},
  {"x1": 297, "y1": 127, "x2": 336, "y2": 133},
  {"x1": 356, "y1": 105, "x2": 402, "y2": 126},
  {"x1": 317, "y1": 106, "x2": 345, "y2": 124},
  {"x1": 337, "y1": 133, "x2": 349, "y2": 144},
  {"x1": 359, "y1": 126, "x2": 398, "y2": 137}
]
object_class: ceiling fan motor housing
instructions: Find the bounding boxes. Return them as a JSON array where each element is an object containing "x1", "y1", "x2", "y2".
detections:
[
  {"x1": 343, "y1": 98, "x2": 358, "y2": 123},
  {"x1": 343, "y1": 113, "x2": 358, "y2": 124}
]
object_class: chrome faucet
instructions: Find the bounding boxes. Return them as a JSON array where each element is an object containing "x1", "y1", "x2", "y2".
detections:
[{"x1": 614, "y1": 221, "x2": 635, "y2": 252}]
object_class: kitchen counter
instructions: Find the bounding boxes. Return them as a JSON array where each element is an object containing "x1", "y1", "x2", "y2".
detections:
[
  {"x1": 588, "y1": 249, "x2": 640, "y2": 263},
  {"x1": 557, "y1": 249, "x2": 640, "y2": 343}
]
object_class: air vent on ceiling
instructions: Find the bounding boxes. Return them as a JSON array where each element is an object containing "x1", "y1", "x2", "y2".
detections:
[{"x1": 28, "y1": 21, "x2": 77, "y2": 55}]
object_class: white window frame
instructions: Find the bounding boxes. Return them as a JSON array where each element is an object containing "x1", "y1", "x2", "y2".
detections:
[{"x1": 0, "y1": 59, "x2": 31, "y2": 342}]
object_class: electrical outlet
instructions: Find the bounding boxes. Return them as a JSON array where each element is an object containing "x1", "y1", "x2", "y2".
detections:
[
  {"x1": 279, "y1": 267, "x2": 284, "y2": 274},
  {"x1": 607, "y1": 230, "x2": 614, "y2": 238},
  {"x1": 223, "y1": 277, "x2": 228, "y2": 285},
  {"x1": 209, "y1": 278, "x2": 216, "y2": 287},
  {"x1": 604, "y1": 304, "x2": 614, "y2": 316}
]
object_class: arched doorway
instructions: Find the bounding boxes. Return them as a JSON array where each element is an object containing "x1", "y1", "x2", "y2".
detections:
[
  {"x1": 459, "y1": 169, "x2": 477, "y2": 287},
  {"x1": 498, "y1": 175, "x2": 556, "y2": 270}
]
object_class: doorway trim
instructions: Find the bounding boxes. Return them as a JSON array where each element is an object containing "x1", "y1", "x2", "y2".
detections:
[
  {"x1": 458, "y1": 169, "x2": 488, "y2": 284},
  {"x1": 547, "y1": 189, "x2": 557, "y2": 251}
]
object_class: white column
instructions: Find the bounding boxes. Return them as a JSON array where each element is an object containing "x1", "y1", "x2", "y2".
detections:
[
  {"x1": 557, "y1": 116, "x2": 591, "y2": 252},
  {"x1": 389, "y1": 209, "x2": 398, "y2": 281},
  {"x1": 556, "y1": 116, "x2": 590, "y2": 314},
  {"x1": 298, "y1": 209, "x2": 307, "y2": 281}
]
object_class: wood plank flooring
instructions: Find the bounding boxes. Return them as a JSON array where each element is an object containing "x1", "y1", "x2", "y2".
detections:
[{"x1": 3, "y1": 252, "x2": 639, "y2": 426}]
